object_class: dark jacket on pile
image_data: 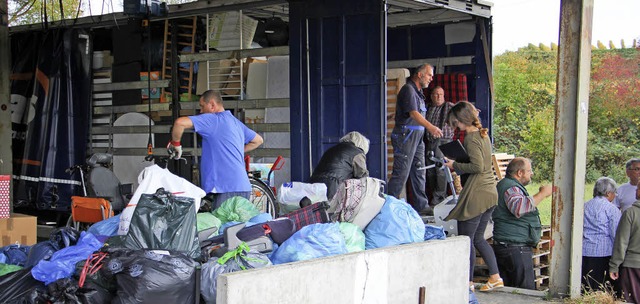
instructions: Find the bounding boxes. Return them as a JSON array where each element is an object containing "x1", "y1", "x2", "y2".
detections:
[{"x1": 310, "y1": 142, "x2": 368, "y2": 200}]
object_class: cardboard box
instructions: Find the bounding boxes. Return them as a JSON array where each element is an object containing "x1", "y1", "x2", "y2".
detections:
[{"x1": 1, "y1": 213, "x2": 37, "y2": 246}]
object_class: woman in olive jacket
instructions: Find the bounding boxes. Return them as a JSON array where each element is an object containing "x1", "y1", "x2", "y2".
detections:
[{"x1": 444, "y1": 101, "x2": 503, "y2": 292}]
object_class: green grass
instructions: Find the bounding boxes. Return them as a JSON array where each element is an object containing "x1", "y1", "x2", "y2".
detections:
[{"x1": 527, "y1": 182, "x2": 594, "y2": 226}]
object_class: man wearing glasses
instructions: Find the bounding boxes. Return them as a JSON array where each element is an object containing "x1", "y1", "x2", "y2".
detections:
[
  {"x1": 491, "y1": 157, "x2": 552, "y2": 289},
  {"x1": 614, "y1": 158, "x2": 640, "y2": 212}
]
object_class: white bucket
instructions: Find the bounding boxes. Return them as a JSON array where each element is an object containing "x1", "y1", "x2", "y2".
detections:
[{"x1": 93, "y1": 51, "x2": 104, "y2": 69}]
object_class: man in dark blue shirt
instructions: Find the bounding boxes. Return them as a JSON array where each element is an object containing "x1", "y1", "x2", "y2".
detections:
[{"x1": 387, "y1": 64, "x2": 443, "y2": 214}]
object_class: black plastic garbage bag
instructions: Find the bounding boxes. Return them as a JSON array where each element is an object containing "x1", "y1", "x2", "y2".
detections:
[
  {"x1": 40, "y1": 277, "x2": 112, "y2": 304},
  {"x1": 25, "y1": 227, "x2": 81, "y2": 268},
  {"x1": 0, "y1": 267, "x2": 46, "y2": 303},
  {"x1": 125, "y1": 188, "x2": 200, "y2": 259},
  {"x1": 74, "y1": 253, "x2": 117, "y2": 293},
  {"x1": 24, "y1": 241, "x2": 57, "y2": 268},
  {"x1": 104, "y1": 248, "x2": 199, "y2": 304},
  {"x1": 49, "y1": 227, "x2": 82, "y2": 250}
]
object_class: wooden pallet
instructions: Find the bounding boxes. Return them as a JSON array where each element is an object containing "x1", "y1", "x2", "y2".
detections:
[
  {"x1": 474, "y1": 226, "x2": 552, "y2": 290},
  {"x1": 492, "y1": 152, "x2": 514, "y2": 180}
]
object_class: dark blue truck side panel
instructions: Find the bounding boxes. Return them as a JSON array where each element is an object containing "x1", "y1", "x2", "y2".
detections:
[{"x1": 289, "y1": 0, "x2": 385, "y2": 182}]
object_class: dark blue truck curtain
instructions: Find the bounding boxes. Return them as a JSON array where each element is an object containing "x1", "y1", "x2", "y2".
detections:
[{"x1": 11, "y1": 29, "x2": 91, "y2": 211}]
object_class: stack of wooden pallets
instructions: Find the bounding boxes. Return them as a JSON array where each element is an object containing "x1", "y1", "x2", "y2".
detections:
[{"x1": 473, "y1": 226, "x2": 551, "y2": 291}]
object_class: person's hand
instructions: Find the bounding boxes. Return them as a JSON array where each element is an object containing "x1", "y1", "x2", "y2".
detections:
[
  {"x1": 428, "y1": 125, "x2": 443, "y2": 138},
  {"x1": 610, "y1": 272, "x2": 619, "y2": 280},
  {"x1": 538, "y1": 185, "x2": 553, "y2": 197},
  {"x1": 444, "y1": 159, "x2": 454, "y2": 170},
  {"x1": 167, "y1": 141, "x2": 182, "y2": 159}
]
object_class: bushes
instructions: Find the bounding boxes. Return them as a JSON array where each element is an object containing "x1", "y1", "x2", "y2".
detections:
[{"x1": 493, "y1": 47, "x2": 640, "y2": 183}]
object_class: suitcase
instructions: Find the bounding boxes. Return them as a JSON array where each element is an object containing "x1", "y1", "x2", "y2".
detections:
[
  {"x1": 236, "y1": 218, "x2": 296, "y2": 245},
  {"x1": 284, "y1": 201, "x2": 330, "y2": 232}
]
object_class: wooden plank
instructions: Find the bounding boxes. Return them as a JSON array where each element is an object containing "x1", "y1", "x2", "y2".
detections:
[
  {"x1": 180, "y1": 46, "x2": 289, "y2": 63},
  {"x1": 492, "y1": 153, "x2": 514, "y2": 180}
]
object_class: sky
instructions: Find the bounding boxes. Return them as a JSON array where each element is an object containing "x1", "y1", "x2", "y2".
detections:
[{"x1": 491, "y1": 0, "x2": 640, "y2": 55}]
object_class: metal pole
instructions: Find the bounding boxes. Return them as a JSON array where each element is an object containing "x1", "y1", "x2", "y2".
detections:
[
  {"x1": 0, "y1": 0, "x2": 12, "y2": 210},
  {"x1": 549, "y1": 0, "x2": 593, "y2": 298}
]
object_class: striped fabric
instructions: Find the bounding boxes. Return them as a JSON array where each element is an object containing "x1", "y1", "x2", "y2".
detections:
[
  {"x1": 284, "y1": 202, "x2": 330, "y2": 232},
  {"x1": 425, "y1": 73, "x2": 469, "y2": 103}
]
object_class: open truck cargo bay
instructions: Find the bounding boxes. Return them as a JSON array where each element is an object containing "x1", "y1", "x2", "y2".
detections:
[{"x1": 8, "y1": 0, "x2": 493, "y2": 212}]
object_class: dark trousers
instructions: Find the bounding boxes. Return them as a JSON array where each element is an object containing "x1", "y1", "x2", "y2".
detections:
[
  {"x1": 457, "y1": 206, "x2": 499, "y2": 281},
  {"x1": 620, "y1": 266, "x2": 640, "y2": 304},
  {"x1": 492, "y1": 243, "x2": 535, "y2": 289},
  {"x1": 582, "y1": 256, "x2": 617, "y2": 293},
  {"x1": 388, "y1": 127, "x2": 428, "y2": 210}
]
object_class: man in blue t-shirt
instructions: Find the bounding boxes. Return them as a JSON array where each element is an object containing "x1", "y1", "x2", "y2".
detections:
[{"x1": 167, "y1": 90, "x2": 263, "y2": 208}]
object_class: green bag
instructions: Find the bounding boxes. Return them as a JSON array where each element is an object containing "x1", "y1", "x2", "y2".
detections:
[
  {"x1": 212, "y1": 196, "x2": 260, "y2": 224},
  {"x1": 197, "y1": 213, "x2": 222, "y2": 233},
  {"x1": 339, "y1": 222, "x2": 365, "y2": 252},
  {"x1": 0, "y1": 263, "x2": 22, "y2": 276}
]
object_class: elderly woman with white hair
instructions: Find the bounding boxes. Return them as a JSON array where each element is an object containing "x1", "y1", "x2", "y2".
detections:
[
  {"x1": 309, "y1": 131, "x2": 370, "y2": 200},
  {"x1": 582, "y1": 176, "x2": 622, "y2": 292}
]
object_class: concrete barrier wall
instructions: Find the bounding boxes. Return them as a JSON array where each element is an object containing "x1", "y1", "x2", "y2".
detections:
[{"x1": 216, "y1": 236, "x2": 470, "y2": 304}]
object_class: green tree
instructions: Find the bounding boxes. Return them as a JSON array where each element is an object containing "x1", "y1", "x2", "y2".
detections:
[
  {"x1": 9, "y1": 0, "x2": 82, "y2": 25},
  {"x1": 493, "y1": 48, "x2": 557, "y2": 166},
  {"x1": 493, "y1": 46, "x2": 640, "y2": 183},
  {"x1": 520, "y1": 106, "x2": 555, "y2": 180}
]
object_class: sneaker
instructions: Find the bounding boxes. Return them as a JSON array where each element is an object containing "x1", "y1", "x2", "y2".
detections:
[{"x1": 479, "y1": 278, "x2": 504, "y2": 292}]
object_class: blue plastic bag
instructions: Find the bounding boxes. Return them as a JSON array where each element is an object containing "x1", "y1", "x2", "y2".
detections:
[
  {"x1": 424, "y1": 224, "x2": 446, "y2": 241},
  {"x1": 364, "y1": 195, "x2": 425, "y2": 249},
  {"x1": 270, "y1": 223, "x2": 348, "y2": 265},
  {"x1": 0, "y1": 244, "x2": 30, "y2": 266},
  {"x1": 87, "y1": 214, "x2": 121, "y2": 237},
  {"x1": 469, "y1": 289, "x2": 479, "y2": 304},
  {"x1": 31, "y1": 232, "x2": 103, "y2": 285},
  {"x1": 246, "y1": 213, "x2": 273, "y2": 226}
]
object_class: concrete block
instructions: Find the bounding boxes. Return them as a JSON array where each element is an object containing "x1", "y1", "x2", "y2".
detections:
[{"x1": 216, "y1": 236, "x2": 470, "y2": 304}]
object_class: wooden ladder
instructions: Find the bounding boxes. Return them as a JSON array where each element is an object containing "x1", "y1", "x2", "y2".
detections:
[{"x1": 161, "y1": 17, "x2": 197, "y2": 102}]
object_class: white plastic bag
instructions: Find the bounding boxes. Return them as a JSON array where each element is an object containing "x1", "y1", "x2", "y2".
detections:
[{"x1": 277, "y1": 182, "x2": 328, "y2": 205}]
